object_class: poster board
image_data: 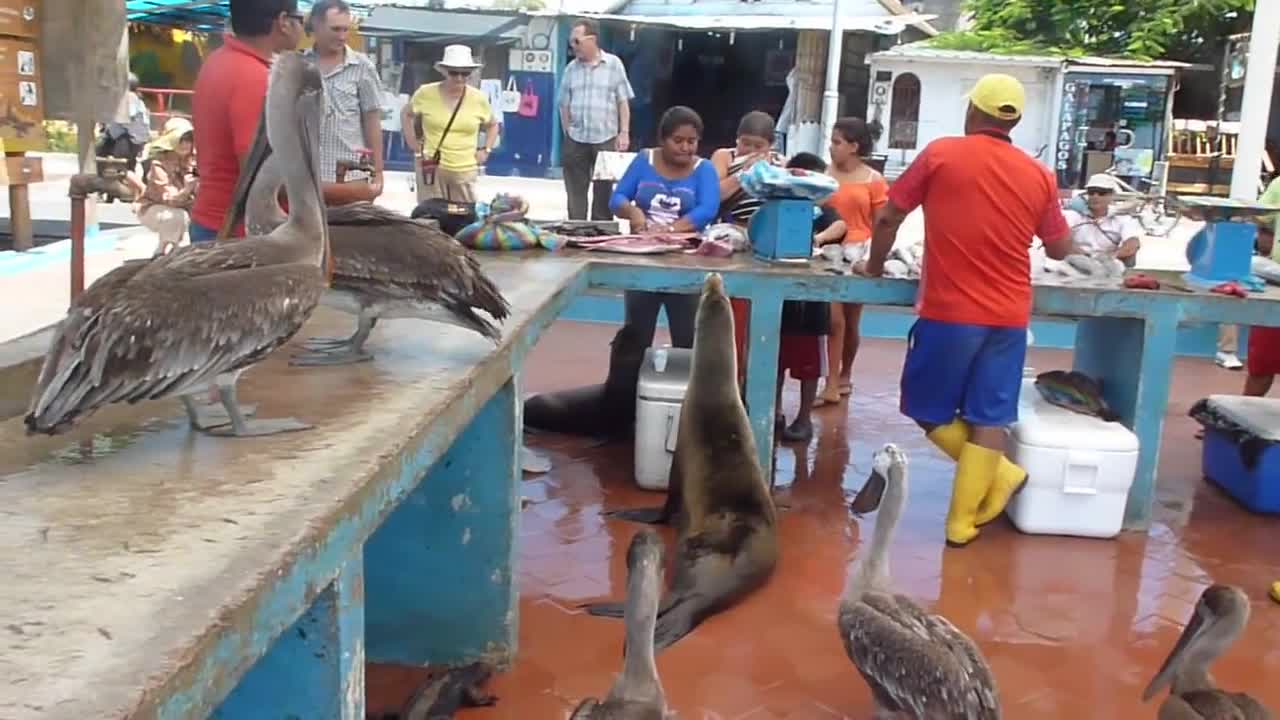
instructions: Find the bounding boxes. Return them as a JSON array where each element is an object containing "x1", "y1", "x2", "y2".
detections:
[
  {"x1": 0, "y1": 35, "x2": 43, "y2": 151},
  {"x1": 0, "y1": 0, "x2": 41, "y2": 151}
]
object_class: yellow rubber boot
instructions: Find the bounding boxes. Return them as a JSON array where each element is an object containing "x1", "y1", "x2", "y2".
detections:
[
  {"x1": 946, "y1": 443, "x2": 1000, "y2": 547},
  {"x1": 926, "y1": 419, "x2": 970, "y2": 458},
  {"x1": 1270, "y1": 581, "x2": 1280, "y2": 605},
  {"x1": 975, "y1": 458, "x2": 1030, "y2": 527},
  {"x1": 929, "y1": 421, "x2": 1027, "y2": 526}
]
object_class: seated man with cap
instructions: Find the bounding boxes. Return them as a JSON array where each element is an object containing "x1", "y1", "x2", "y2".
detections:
[
  {"x1": 1063, "y1": 173, "x2": 1143, "y2": 267},
  {"x1": 857, "y1": 73, "x2": 1072, "y2": 548}
]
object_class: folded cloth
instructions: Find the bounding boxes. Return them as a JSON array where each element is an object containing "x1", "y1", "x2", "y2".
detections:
[{"x1": 739, "y1": 162, "x2": 839, "y2": 204}]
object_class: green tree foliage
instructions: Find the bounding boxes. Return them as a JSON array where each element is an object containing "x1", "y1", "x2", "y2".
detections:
[{"x1": 931, "y1": 0, "x2": 1254, "y2": 60}]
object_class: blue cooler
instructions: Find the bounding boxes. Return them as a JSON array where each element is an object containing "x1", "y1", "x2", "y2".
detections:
[
  {"x1": 1199, "y1": 395, "x2": 1280, "y2": 513},
  {"x1": 748, "y1": 199, "x2": 815, "y2": 261}
]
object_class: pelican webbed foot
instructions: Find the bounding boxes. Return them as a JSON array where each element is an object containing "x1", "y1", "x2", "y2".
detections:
[
  {"x1": 181, "y1": 396, "x2": 258, "y2": 430},
  {"x1": 288, "y1": 347, "x2": 375, "y2": 366},
  {"x1": 298, "y1": 335, "x2": 355, "y2": 351},
  {"x1": 201, "y1": 385, "x2": 313, "y2": 437}
]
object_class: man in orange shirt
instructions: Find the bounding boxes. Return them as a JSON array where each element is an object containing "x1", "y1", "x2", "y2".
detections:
[
  {"x1": 189, "y1": 0, "x2": 304, "y2": 243},
  {"x1": 857, "y1": 74, "x2": 1072, "y2": 547}
]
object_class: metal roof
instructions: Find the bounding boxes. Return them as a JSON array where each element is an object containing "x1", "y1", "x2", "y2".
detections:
[
  {"x1": 870, "y1": 43, "x2": 1190, "y2": 71},
  {"x1": 556, "y1": 10, "x2": 937, "y2": 34}
]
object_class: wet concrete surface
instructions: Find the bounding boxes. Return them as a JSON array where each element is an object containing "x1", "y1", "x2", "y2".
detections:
[{"x1": 367, "y1": 320, "x2": 1279, "y2": 719}]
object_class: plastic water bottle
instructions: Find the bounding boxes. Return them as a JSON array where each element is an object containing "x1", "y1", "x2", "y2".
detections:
[{"x1": 653, "y1": 347, "x2": 669, "y2": 373}]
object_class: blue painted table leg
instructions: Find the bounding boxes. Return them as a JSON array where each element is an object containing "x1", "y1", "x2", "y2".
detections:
[
  {"x1": 744, "y1": 291, "x2": 784, "y2": 484},
  {"x1": 212, "y1": 553, "x2": 366, "y2": 719},
  {"x1": 364, "y1": 379, "x2": 520, "y2": 668},
  {"x1": 1072, "y1": 310, "x2": 1180, "y2": 531}
]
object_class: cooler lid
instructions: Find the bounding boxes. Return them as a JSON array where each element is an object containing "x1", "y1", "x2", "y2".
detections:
[
  {"x1": 1011, "y1": 379, "x2": 1139, "y2": 452},
  {"x1": 637, "y1": 346, "x2": 694, "y2": 402},
  {"x1": 1204, "y1": 394, "x2": 1280, "y2": 441}
]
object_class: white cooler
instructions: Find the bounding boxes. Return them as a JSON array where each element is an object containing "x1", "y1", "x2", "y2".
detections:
[
  {"x1": 634, "y1": 346, "x2": 694, "y2": 491},
  {"x1": 1006, "y1": 378, "x2": 1139, "y2": 539}
]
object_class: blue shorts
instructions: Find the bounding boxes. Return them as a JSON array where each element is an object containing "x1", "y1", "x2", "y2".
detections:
[
  {"x1": 188, "y1": 220, "x2": 218, "y2": 244},
  {"x1": 899, "y1": 318, "x2": 1027, "y2": 428}
]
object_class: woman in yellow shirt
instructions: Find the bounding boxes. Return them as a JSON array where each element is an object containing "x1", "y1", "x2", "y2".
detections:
[{"x1": 400, "y1": 44, "x2": 500, "y2": 203}]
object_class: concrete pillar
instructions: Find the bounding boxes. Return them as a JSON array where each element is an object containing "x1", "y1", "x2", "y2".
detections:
[{"x1": 1229, "y1": 0, "x2": 1279, "y2": 199}]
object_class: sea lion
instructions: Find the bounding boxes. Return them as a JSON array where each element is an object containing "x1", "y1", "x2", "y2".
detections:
[
  {"x1": 584, "y1": 272, "x2": 779, "y2": 651},
  {"x1": 378, "y1": 662, "x2": 497, "y2": 720},
  {"x1": 524, "y1": 321, "x2": 650, "y2": 439},
  {"x1": 571, "y1": 529, "x2": 673, "y2": 720}
]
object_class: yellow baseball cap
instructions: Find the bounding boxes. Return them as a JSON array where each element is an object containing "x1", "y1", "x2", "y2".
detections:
[{"x1": 967, "y1": 73, "x2": 1025, "y2": 121}]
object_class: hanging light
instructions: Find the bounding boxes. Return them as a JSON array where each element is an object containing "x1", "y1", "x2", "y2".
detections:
[
  {"x1": 678, "y1": 36, "x2": 684, "y2": 51},
  {"x1": 729, "y1": 31, "x2": 736, "y2": 45},
  {"x1": 629, "y1": 24, "x2": 636, "y2": 42}
]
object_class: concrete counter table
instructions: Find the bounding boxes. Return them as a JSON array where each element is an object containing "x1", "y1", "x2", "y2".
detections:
[{"x1": 0, "y1": 255, "x2": 587, "y2": 719}]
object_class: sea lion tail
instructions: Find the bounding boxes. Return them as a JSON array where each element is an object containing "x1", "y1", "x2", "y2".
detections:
[{"x1": 581, "y1": 601, "x2": 626, "y2": 618}]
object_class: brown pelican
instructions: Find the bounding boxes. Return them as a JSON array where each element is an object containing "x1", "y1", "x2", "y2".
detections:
[
  {"x1": 222, "y1": 116, "x2": 510, "y2": 367},
  {"x1": 839, "y1": 444, "x2": 1001, "y2": 720},
  {"x1": 24, "y1": 52, "x2": 331, "y2": 437},
  {"x1": 1142, "y1": 584, "x2": 1272, "y2": 719},
  {"x1": 571, "y1": 529, "x2": 672, "y2": 720}
]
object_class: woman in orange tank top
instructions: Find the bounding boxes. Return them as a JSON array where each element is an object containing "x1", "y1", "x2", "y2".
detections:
[{"x1": 817, "y1": 118, "x2": 887, "y2": 406}]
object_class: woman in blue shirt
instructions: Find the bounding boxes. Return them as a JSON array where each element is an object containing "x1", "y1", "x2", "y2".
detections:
[
  {"x1": 610, "y1": 106, "x2": 721, "y2": 235},
  {"x1": 523, "y1": 107, "x2": 719, "y2": 440}
]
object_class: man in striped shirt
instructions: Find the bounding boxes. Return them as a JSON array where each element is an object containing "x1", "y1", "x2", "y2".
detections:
[
  {"x1": 557, "y1": 18, "x2": 635, "y2": 221},
  {"x1": 305, "y1": 0, "x2": 385, "y2": 205}
]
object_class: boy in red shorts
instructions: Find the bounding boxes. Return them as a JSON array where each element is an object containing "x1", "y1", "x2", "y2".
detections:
[
  {"x1": 857, "y1": 74, "x2": 1071, "y2": 547},
  {"x1": 776, "y1": 152, "x2": 849, "y2": 441}
]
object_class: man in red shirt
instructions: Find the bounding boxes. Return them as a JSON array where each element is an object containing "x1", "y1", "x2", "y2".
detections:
[
  {"x1": 858, "y1": 73, "x2": 1072, "y2": 547},
  {"x1": 189, "y1": 0, "x2": 304, "y2": 243}
]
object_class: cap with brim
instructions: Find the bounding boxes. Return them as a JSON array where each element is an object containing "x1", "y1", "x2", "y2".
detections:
[
  {"x1": 1084, "y1": 173, "x2": 1119, "y2": 192},
  {"x1": 967, "y1": 73, "x2": 1025, "y2": 121},
  {"x1": 435, "y1": 44, "x2": 482, "y2": 74},
  {"x1": 143, "y1": 116, "x2": 193, "y2": 159}
]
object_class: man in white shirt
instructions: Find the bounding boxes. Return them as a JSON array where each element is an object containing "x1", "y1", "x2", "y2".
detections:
[{"x1": 1061, "y1": 173, "x2": 1143, "y2": 266}]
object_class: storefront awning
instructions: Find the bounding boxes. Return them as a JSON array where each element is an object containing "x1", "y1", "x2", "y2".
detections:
[
  {"x1": 360, "y1": 6, "x2": 529, "y2": 43},
  {"x1": 561, "y1": 11, "x2": 937, "y2": 35}
]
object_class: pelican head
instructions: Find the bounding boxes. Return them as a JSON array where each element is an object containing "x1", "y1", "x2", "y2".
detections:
[
  {"x1": 627, "y1": 528, "x2": 665, "y2": 578},
  {"x1": 850, "y1": 442, "x2": 907, "y2": 515},
  {"x1": 1142, "y1": 584, "x2": 1251, "y2": 702}
]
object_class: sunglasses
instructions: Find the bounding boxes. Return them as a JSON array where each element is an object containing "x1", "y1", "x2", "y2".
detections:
[
  {"x1": 1086, "y1": 189, "x2": 1114, "y2": 196},
  {"x1": 446, "y1": 70, "x2": 471, "y2": 77}
]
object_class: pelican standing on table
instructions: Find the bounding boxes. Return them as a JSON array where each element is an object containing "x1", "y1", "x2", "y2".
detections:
[
  {"x1": 24, "y1": 52, "x2": 332, "y2": 437},
  {"x1": 220, "y1": 112, "x2": 512, "y2": 366}
]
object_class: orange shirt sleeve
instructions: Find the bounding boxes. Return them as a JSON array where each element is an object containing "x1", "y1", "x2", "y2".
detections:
[
  {"x1": 869, "y1": 176, "x2": 889, "y2": 211},
  {"x1": 887, "y1": 143, "x2": 936, "y2": 213}
]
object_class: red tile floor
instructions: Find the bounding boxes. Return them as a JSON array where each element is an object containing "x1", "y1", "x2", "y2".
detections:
[{"x1": 367, "y1": 321, "x2": 1280, "y2": 719}]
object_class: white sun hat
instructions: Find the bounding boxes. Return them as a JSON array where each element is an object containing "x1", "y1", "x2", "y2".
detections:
[{"x1": 435, "y1": 44, "x2": 482, "y2": 73}]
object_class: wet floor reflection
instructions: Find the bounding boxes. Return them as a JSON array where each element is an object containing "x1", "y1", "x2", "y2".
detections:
[{"x1": 368, "y1": 321, "x2": 1280, "y2": 719}]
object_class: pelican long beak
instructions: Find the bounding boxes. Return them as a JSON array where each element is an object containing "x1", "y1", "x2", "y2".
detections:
[
  {"x1": 1142, "y1": 605, "x2": 1209, "y2": 702},
  {"x1": 849, "y1": 466, "x2": 887, "y2": 515},
  {"x1": 216, "y1": 107, "x2": 274, "y2": 242}
]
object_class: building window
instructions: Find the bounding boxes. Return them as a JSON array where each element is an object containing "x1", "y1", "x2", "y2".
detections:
[{"x1": 889, "y1": 73, "x2": 920, "y2": 150}]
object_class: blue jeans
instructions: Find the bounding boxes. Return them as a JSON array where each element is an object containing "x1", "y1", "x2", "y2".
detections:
[{"x1": 188, "y1": 220, "x2": 218, "y2": 244}]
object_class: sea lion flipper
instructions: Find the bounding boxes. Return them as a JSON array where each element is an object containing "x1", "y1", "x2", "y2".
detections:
[
  {"x1": 603, "y1": 506, "x2": 671, "y2": 525},
  {"x1": 603, "y1": 450, "x2": 685, "y2": 525},
  {"x1": 651, "y1": 592, "x2": 699, "y2": 652},
  {"x1": 581, "y1": 601, "x2": 626, "y2": 618}
]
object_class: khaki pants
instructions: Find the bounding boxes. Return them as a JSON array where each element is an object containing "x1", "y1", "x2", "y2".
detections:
[
  {"x1": 416, "y1": 165, "x2": 478, "y2": 204},
  {"x1": 139, "y1": 204, "x2": 189, "y2": 256},
  {"x1": 1219, "y1": 324, "x2": 1238, "y2": 354}
]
